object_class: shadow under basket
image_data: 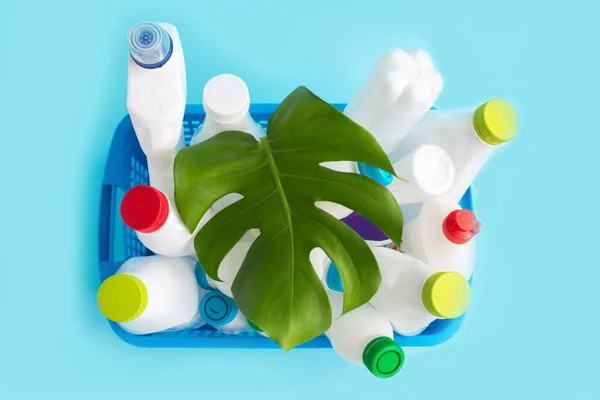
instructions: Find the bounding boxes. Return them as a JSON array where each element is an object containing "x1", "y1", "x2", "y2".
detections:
[{"x1": 99, "y1": 103, "x2": 474, "y2": 349}]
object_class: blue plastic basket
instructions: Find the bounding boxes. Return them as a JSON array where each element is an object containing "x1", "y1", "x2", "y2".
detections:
[{"x1": 99, "y1": 103, "x2": 474, "y2": 348}]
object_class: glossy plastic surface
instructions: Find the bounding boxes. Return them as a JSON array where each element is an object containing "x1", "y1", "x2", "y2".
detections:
[{"x1": 99, "y1": 103, "x2": 473, "y2": 348}]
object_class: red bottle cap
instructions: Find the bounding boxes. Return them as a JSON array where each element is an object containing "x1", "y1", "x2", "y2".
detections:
[
  {"x1": 442, "y1": 209, "x2": 481, "y2": 245},
  {"x1": 120, "y1": 185, "x2": 169, "y2": 233}
]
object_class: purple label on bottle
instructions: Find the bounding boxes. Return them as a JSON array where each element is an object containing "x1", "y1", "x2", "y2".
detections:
[{"x1": 341, "y1": 212, "x2": 389, "y2": 242}]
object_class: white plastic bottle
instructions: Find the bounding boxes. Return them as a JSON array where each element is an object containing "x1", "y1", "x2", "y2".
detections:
[
  {"x1": 325, "y1": 291, "x2": 405, "y2": 379},
  {"x1": 344, "y1": 48, "x2": 443, "y2": 155},
  {"x1": 97, "y1": 256, "x2": 206, "y2": 335},
  {"x1": 369, "y1": 247, "x2": 471, "y2": 336},
  {"x1": 403, "y1": 195, "x2": 480, "y2": 279},
  {"x1": 199, "y1": 290, "x2": 251, "y2": 335},
  {"x1": 390, "y1": 99, "x2": 518, "y2": 200},
  {"x1": 120, "y1": 185, "x2": 214, "y2": 258},
  {"x1": 127, "y1": 22, "x2": 187, "y2": 198},
  {"x1": 387, "y1": 144, "x2": 455, "y2": 205},
  {"x1": 189, "y1": 74, "x2": 265, "y2": 213}
]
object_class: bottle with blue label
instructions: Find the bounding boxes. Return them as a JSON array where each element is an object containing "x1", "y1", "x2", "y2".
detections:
[
  {"x1": 127, "y1": 22, "x2": 187, "y2": 199},
  {"x1": 199, "y1": 290, "x2": 251, "y2": 335}
]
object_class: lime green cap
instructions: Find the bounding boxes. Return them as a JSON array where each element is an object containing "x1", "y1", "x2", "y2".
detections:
[
  {"x1": 473, "y1": 99, "x2": 518, "y2": 146},
  {"x1": 247, "y1": 319, "x2": 263, "y2": 332},
  {"x1": 362, "y1": 337, "x2": 405, "y2": 379},
  {"x1": 422, "y1": 272, "x2": 471, "y2": 319},
  {"x1": 97, "y1": 274, "x2": 148, "y2": 323}
]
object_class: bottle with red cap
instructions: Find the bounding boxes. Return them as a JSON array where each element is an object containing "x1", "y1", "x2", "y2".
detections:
[
  {"x1": 120, "y1": 185, "x2": 214, "y2": 257},
  {"x1": 403, "y1": 195, "x2": 480, "y2": 279}
]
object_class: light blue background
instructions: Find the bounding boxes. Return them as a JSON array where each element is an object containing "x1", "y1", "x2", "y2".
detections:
[{"x1": 1, "y1": 0, "x2": 598, "y2": 398}]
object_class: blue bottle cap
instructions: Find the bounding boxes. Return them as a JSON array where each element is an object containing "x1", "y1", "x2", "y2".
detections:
[
  {"x1": 357, "y1": 163, "x2": 393, "y2": 186},
  {"x1": 325, "y1": 261, "x2": 344, "y2": 292},
  {"x1": 128, "y1": 22, "x2": 173, "y2": 69},
  {"x1": 200, "y1": 291, "x2": 238, "y2": 327},
  {"x1": 194, "y1": 263, "x2": 214, "y2": 290}
]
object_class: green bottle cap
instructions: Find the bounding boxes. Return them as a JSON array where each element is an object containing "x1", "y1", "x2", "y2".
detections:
[
  {"x1": 473, "y1": 99, "x2": 518, "y2": 146},
  {"x1": 362, "y1": 337, "x2": 405, "y2": 379},
  {"x1": 97, "y1": 274, "x2": 148, "y2": 323}
]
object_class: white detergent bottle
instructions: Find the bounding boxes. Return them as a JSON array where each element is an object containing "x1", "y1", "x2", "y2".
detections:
[
  {"x1": 325, "y1": 291, "x2": 404, "y2": 379},
  {"x1": 127, "y1": 22, "x2": 187, "y2": 198},
  {"x1": 344, "y1": 48, "x2": 443, "y2": 154},
  {"x1": 97, "y1": 256, "x2": 206, "y2": 335},
  {"x1": 390, "y1": 99, "x2": 518, "y2": 200},
  {"x1": 120, "y1": 185, "x2": 214, "y2": 258},
  {"x1": 189, "y1": 74, "x2": 265, "y2": 213},
  {"x1": 387, "y1": 144, "x2": 455, "y2": 205},
  {"x1": 369, "y1": 247, "x2": 471, "y2": 336},
  {"x1": 403, "y1": 195, "x2": 480, "y2": 279},
  {"x1": 199, "y1": 290, "x2": 251, "y2": 335}
]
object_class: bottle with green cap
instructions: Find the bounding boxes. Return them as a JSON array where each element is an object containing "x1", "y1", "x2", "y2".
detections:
[
  {"x1": 97, "y1": 255, "x2": 206, "y2": 335},
  {"x1": 325, "y1": 291, "x2": 405, "y2": 379},
  {"x1": 369, "y1": 247, "x2": 471, "y2": 336},
  {"x1": 389, "y1": 98, "x2": 518, "y2": 201}
]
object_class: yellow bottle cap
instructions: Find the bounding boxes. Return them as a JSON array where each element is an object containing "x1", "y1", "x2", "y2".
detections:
[
  {"x1": 97, "y1": 274, "x2": 148, "y2": 323},
  {"x1": 473, "y1": 99, "x2": 518, "y2": 146},
  {"x1": 422, "y1": 272, "x2": 471, "y2": 319}
]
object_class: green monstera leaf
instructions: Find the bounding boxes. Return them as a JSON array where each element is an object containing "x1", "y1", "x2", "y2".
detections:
[{"x1": 174, "y1": 86, "x2": 403, "y2": 351}]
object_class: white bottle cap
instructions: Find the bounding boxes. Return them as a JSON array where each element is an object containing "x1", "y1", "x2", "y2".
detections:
[
  {"x1": 203, "y1": 74, "x2": 251, "y2": 123},
  {"x1": 394, "y1": 144, "x2": 455, "y2": 197}
]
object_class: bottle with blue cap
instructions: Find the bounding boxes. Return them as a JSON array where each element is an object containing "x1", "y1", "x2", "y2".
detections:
[
  {"x1": 127, "y1": 22, "x2": 187, "y2": 198},
  {"x1": 325, "y1": 291, "x2": 405, "y2": 379},
  {"x1": 390, "y1": 99, "x2": 518, "y2": 201},
  {"x1": 200, "y1": 290, "x2": 251, "y2": 335},
  {"x1": 369, "y1": 247, "x2": 471, "y2": 336},
  {"x1": 97, "y1": 256, "x2": 206, "y2": 335}
]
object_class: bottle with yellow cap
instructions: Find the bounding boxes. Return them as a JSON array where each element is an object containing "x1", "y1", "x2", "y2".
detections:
[
  {"x1": 97, "y1": 256, "x2": 206, "y2": 335},
  {"x1": 389, "y1": 99, "x2": 518, "y2": 201},
  {"x1": 325, "y1": 291, "x2": 405, "y2": 379},
  {"x1": 369, "y1": 247, "x2": 471, "y2": 336}
]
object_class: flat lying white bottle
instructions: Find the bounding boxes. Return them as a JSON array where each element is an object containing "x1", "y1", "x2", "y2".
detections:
[
  {"x1": 344, "y1": 48, "x2": 443, "y2": 154},
  {"x1": 387, "y1": 144, "x2": 454, "y2": 205},
  {"x1": 200, "y1": 290, "x2": 251, "y2": 335},
  {"x1": 391, "y1": 99, "x2": 518, "y2": 201},
  {"x1": 97, "y1": 256, "x2": 206, "y2": 335},
  {"x1": 120, "y1": 185, "x2": 214, "y2": 257},
  {"x1": 403, "y1": 195, "x2": 480, "y2": 279},
  {"x1": 325, "y1": 291, "x2": 404, "y2": 379},
  {"x1": 189, "y1": 74, "x2": 265, "y2": 213},
  {"x1": 369, "y1": 247, "x2": 471, "y2": 336},
  {"x1": 127, "y1": 22, "x2": 187, "y2": 198}
]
